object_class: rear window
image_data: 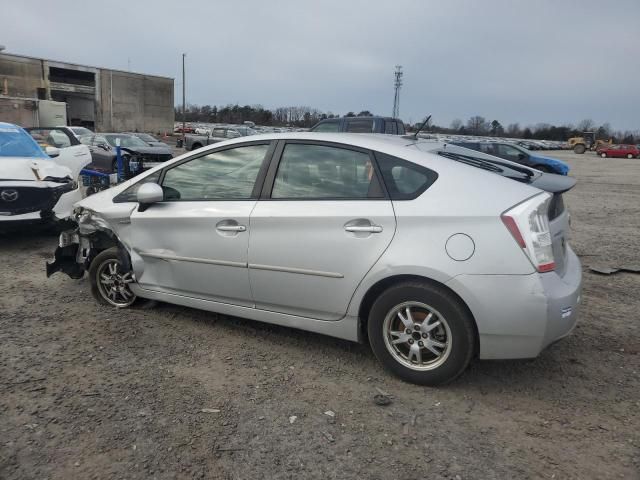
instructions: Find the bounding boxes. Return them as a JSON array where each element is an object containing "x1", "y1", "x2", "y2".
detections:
[
  {"x1": 346, "y1": 119, "x2": 375, "y2": 133},
  {"x1": 374, "y1": 152, "x2": 438, "y2": 200}
]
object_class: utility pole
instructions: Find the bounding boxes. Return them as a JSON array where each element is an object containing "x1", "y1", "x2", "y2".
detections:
[
  {"x1": 392, "y1": 65, "x2": 403, "y2": 119},
  {"x1": 182, "y1": 53, "x2": 186, "y2": 143}
]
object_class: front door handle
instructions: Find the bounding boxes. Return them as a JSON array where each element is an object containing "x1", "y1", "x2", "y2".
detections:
[
  {"x1": 216, "y1": 224, "x2": 246, "y2": 232},
  {"x1": 344, "y1": 224, "x2": 383, "y2": 233}
]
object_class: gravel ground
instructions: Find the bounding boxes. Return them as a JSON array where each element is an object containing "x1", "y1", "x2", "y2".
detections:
[{"x1": 1, "y1": 150, "x2": 638, "y2": 479}]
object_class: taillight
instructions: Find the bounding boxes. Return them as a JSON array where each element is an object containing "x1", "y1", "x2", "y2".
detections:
[{"x1": 501, "y1": 193, "x2": 556, "y2": 273}]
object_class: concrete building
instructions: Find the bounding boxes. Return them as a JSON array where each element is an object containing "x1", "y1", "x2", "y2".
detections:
[{"x1": 0, "y1": 52, "x2": 174, "y2": 133}]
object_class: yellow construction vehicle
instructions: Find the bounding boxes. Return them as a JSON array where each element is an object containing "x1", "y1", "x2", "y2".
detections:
[{"x1": 568, "y1": 131, "x2": 612, "y2": 154}]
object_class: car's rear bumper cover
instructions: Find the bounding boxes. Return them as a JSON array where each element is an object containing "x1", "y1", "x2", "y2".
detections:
[{"x1": 446, "y1": 246, "x2": 582, "y2": 359}]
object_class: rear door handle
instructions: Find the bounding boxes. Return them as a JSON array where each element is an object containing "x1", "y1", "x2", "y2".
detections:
[
  {"x1": 216, "y1": 224, "x2": 246, "y2": 232},
  {"x1": 344, "y1": 225, "x2": 383, "y2": 233}
]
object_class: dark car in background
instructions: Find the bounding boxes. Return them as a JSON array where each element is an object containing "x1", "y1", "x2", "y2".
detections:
[
  {"x1": 80, "y1": 133, "x2": 173, "y2": 173},
  {"x1": 310, "y1": 116, "x2": 406, "y2": 135},
  {"x1": 126, "y1": 132, "x2": 171, "y2": 149},
  {"x1": 450, "y1": 141, "x2": 570, "y2": 175}
]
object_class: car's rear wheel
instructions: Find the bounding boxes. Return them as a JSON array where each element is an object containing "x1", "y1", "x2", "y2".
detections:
[
  {"x1": 89, "y1": 248, "x2": 137, "y2": 307},
  {"x1": 368, "y1": 282, "x2": 475, "y2": 385},
  {"x1": 573, "y1": 144, "x2": 586, "y2": 154},
  {"x1": 601, "y1": 153, "x2": 607, "y2": 158}
]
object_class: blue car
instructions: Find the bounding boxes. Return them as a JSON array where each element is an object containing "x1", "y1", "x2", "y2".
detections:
[{"x1": 450, "y1": 141, "x2": 570, "y2": 175}]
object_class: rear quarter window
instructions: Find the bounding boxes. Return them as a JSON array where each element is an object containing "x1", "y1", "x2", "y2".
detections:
[
  {"x1": 374, "y1": 152, "x2": 438, "y2": 200},
  {"x1": 346, "y1": 119, "x2": 375, "y2": 133}
]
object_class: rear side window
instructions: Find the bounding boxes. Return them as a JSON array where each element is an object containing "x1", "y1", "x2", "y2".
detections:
[
  {"x1": 272, "y1": 143, "x2": 383, "y2": 199},
  {"x1": 312, "y1": 121, "x2": 340, "y2": 132},
  {"x1": 346, "y1": 119, "x2": 374, "y2": 133},
  {"x1": 384, "y1": 121, "x2": 398, "y2": 135},
  {"x1": 375, "y1": 152, "x2": 438, "y2": 200}
]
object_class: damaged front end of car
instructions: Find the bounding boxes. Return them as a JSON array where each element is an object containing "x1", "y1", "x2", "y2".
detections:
[{"x1": 46, "y1": 207, "x2": 131, "y2": 280}]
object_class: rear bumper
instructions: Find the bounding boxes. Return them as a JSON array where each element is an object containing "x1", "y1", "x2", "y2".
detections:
[{"x1": 446, "y1": 246, "x2": 582, "y2": 359}]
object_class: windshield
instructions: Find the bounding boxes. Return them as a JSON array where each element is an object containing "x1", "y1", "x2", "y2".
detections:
[
  {"x1": 70, "y1": 127, "x2": 93, "y2": 136},
  {"x1": 105, "y1": 134, "x2": 149, "y2": 148},
  {"x1": 0, "y1": 125, "x2": 48, "y2": 159},
  {"x1": 135, "y1": 133, "x2": 156, "y2": 142}
]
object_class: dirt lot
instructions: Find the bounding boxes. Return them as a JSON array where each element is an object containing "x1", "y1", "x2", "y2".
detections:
[{"x1": 1, "y1": 150, "x2": 638, "y2": 479}]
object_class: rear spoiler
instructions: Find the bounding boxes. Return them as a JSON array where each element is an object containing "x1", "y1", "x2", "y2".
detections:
[{"x1": 529, "y1": 173, "x2": 576, "y2": 194}]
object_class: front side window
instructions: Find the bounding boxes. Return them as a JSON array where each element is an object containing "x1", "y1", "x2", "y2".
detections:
[
  {"x1": 346, "y1": 119, "x2": 374, "y2": 133},
  {"x1": 375, "y1": 152, "x2": 438, "y2": 200},
  {"x1": 312, "y1": 121, "x2": 340, "y2": 132},
  {"x1": 271, "y1": 144, "x2": 382, "y2": 199},
  {"x1": 161, "y1": 144, "x2": 269, "y2": 201}
]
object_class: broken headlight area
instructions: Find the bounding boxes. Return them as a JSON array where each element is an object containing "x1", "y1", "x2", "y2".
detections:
[{"x1": 46, "y1": 209, "x2": 127, "y2": 280}]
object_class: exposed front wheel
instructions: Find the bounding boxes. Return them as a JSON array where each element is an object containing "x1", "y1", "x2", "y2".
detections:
[
  {"x1": 368, "y1": 282, "x2": 476, "y2": 385},
  {"x1": 601, "y1": 153, "x2": 607, "y2": 158},
  {"x1": 573, "y1": 144, "x2": 586, "y2": 154},
  {"x1": 627, "y1": 154, "x2": 633, "y2": 159},
  {"x1": 89, "y1": 248, "x2": 137, "y2": 307}
]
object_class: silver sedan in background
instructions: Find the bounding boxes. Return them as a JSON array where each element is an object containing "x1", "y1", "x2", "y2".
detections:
[{"x1": 46, "y1": 133, "x2": 582, "y2": 385}]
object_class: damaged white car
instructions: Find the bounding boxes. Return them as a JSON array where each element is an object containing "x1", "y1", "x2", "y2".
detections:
[{"x1": 0, "y1": 122, "x2": 91, "y2": 230}]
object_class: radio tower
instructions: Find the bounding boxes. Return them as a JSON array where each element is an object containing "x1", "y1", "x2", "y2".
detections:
[{"x1": 392, "y1": 65, "x2": 403, "y2": 119}]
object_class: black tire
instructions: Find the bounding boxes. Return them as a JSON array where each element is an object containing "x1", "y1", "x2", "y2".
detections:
[
  {"x1": 367, "y1": 281, "x2": 476, "y2": 386},
  {"x1": 191, "y1": 143, "x2": 202, "y2": 151},
  {"x1": 534, "y1": 164, "x2": 552, "y2": 173},
  {"x1": 88, "y1": 247, "x2": 155, "y2": 308},
  {"x1": 573, "y1": 144, "x2": 586, "y2": 154}
]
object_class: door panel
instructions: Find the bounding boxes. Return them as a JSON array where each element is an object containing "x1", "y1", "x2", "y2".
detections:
[
  {"x1": 130, "y1": 201, "x2": 255, "y2": 305},
  {"x1": 248, "y1": 200, "x2": 395, "y2": 320}
]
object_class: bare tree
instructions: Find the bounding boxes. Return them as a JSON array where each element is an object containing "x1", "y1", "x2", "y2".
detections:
[
  {"x1": 466, "y1": 116, "x2": 489, "y2": 135},
  {"x1": 576, "y1": 119, "x2": 596, "y2": 132},
  {"x1": 506, "y1": 123, "x2": 521, "y2": 137},
  {"x1": 450, "y1": 118, "x2": 462, "y2": 131}
]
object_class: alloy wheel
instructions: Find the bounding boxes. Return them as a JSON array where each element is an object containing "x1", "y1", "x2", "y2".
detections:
[
  {"x1": 382, "y1": 301, "x2": 452, "y2": 371},
  {"x1": 96, "y1": 258, "x2": 136, "y2": 307}
]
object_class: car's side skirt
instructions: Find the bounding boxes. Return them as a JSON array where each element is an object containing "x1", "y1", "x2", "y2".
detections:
[{"x1": 130, "y1": 285, "x2": 361, "y2": 342}]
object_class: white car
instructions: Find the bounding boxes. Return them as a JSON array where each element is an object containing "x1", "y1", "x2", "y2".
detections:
[{"x1": 0, "y1": 122, "x2": 91, "y2": 229}]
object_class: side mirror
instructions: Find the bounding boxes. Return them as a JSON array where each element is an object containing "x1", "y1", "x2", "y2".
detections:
[
  {"x1": 45, "y1": 146, "x2": 60, "y2": 158},
  {"x1": 98, "y1": 143, "x2": 111, "y2": 150},
  {"x1": 136, "y1": 183, "x2": 164, "y2": 211}
]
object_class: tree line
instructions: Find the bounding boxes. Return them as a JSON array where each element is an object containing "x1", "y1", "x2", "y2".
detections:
[
  {"x1": 175, "y1": 104, "x2": 638, "y2": 143},
  {"x1": 174, "y1": 104, "x2": 375, "y2": 128},
  {"x1": 427, "y1": 116, "x2": 638, "y2": 144}
]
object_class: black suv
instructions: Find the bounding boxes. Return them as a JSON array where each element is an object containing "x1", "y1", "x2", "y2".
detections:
[{"x1": 310, "y1": 116, "x2": 405, "y2": 135}]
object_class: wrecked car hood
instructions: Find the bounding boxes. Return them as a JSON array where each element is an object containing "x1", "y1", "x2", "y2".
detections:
[{"x1": 1, "y1": 157, "x2": 72, "y2": 182}]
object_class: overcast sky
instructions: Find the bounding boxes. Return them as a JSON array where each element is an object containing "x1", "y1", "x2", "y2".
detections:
[{"x1": 3, "y1": 0, "x2": 639, "y2": 130}]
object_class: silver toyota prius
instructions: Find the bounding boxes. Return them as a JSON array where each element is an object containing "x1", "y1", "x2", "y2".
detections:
[{"x1": 47, "y1": 133, "x2": 582, "y2": 385}]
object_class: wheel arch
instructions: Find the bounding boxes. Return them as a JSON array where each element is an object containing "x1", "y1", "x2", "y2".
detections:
[{"x1": 356, "y1": 274, "x2": 480, "y2": 356}]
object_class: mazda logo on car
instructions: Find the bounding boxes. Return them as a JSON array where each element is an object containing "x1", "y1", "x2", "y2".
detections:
[{"x1": 0, "y1": 189, "x2": 19, "y2": 202}]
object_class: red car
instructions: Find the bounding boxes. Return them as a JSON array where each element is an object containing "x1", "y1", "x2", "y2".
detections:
[{"x1": 597, "y1": 144, "x2": 639, "y2": 159}]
